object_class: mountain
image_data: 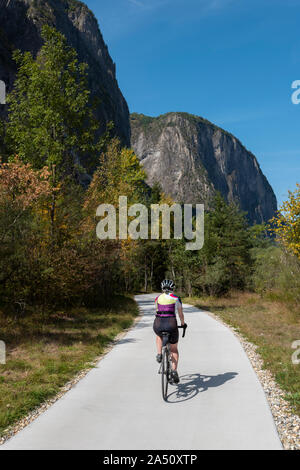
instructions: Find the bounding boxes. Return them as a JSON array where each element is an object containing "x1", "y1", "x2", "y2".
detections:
[
  {"x1": 0, "y1": 0, "x2": 130, "y2": 145},
  {"x1": 0, "y1": 0, "x2": 278, "y2": 223},
  {"x1": 130, "y1": 112, "x2": 277, "y2": 224}
]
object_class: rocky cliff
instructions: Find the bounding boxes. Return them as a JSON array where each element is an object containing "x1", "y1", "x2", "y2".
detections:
[
  {"x1": 130, "y1": 112, "x2": 277, "y2": 224},
  {"x1": 0, "y1": 0, "x2": 130, "y2": 145}
]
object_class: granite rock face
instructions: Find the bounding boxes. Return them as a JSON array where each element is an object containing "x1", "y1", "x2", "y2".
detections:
[
  {"x1": 0, "y1": 0, "x2": 130, "y2": 145},
  {"x1": 0, "y1": 0, "x2": 278, "y2": 222},
  {"x1": 130, "y1": 112, "x2": 277, "y2": 224}
]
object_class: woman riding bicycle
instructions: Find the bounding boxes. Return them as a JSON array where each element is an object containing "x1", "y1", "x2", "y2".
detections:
[{"x1": 153, "y1": 279, "x2": 185, "y2": 384}]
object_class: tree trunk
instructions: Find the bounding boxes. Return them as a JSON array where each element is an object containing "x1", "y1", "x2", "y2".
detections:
[
  {"x1": 50, "y1": 164, "x2": 56, "y2": 239},
  {"x1": 144, "y1": 259, "x2": 148, "y2": 293},
  {"x1": 150, "y1": 259, "x2": 153, "y2": 291}
]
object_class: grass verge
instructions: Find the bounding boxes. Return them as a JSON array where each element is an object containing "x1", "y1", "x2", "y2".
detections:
[
  {"x1": 183, "y1": 292, "x2": 300, "y2": 416},
  {"x1": 0, "y1": 296, "x2": 139, "y2": 437}
]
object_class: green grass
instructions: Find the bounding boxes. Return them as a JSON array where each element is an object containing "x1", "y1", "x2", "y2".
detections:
[
  {"x1": 0, "y1": 296, "x2": 139, "y2": 437},
  {"x1": 183, "y1": 292, "x2": 300, "y2": 416}
]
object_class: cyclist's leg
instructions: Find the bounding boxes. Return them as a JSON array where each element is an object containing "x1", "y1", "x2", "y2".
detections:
[
  {"x1": 153, "y1": 317, "x2": 163, "y2": 358},
  {"x1": 170, "y1": 342, "x2": 179, "y2": 370},
  {"x1": 168, "y1": 316, "x2": 179, "y2": 370},
  {"x1": 156, "y1": 334, "x2": 163, "y2": 354}
]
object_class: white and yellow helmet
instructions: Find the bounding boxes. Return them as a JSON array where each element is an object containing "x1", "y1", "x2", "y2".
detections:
[{"x1": 161, "y1": 279, "x2": 175, "y2": 292}]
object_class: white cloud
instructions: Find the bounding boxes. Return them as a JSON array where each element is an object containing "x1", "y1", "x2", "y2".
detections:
[
  {"x1": 215, "y1": 109, "x2": 276, "y2": 125},
  {"x1": 127, "y1": 0, "x2": 171, "y2": 10},
  {"x1": 128, "y1": 0, "x2": 146, "y2": 8},
  {"x1": 208, "y1": 0, "x2": 235, "y2": 9},
  {"x1": 100, "y1": 0, "x2": 237, "y2": 43},
  {"x1": 260, "y1": 150, "x2": 300, "y2": 158},
  {"x1": 127, "y1": 0, "x2": 236, "y2": 14}
]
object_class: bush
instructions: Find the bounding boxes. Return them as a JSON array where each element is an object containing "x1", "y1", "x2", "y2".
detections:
[{"x1": 252, "y1": 245, "x2": 300, "y2": 307}]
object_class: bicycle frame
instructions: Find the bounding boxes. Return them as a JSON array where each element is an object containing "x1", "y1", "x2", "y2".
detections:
[
  {"x1": 158, "y1": 325, "x2": 187, "y2": 401},
  {"x1": 159, "y1": 333, "x2": 172, "y2": 401}
]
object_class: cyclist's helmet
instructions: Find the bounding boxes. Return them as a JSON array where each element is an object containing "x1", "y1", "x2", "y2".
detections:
[{"x1": 161, "y1": 279, "x2": 175, "y2": 292}]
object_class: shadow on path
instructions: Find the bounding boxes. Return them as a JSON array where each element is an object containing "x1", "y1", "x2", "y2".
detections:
[
  {"x1": 167, "y1": 372, "x2": 238, "y2": 403},
  {"x1": 135, "y1": 321, "x2": 152, "y2": 329},
  {"x1": 116, "y1": 338, "x2": 139, "y2": 345}
]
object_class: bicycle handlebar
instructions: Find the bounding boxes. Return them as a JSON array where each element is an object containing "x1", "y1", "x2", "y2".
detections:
[{"x1": 178, "y1": 323, "x2": 187, "y2": 338}]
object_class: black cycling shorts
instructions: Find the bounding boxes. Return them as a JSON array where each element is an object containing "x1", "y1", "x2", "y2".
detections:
[{"x1": 153, "y1": 316, "x2": 178, "y2": 344}]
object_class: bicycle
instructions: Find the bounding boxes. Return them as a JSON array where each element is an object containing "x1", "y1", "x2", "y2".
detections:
[{"x1": 158, "y1": 324, "x2": 187, "y2": 401}]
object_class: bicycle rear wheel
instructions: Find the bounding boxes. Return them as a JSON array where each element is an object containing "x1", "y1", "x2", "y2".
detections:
[{"x1": 161, "y1": 347, "x2": 169, "y2": 401}]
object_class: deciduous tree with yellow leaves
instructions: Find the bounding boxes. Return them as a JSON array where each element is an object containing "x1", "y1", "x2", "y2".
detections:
[{"x1": 271, "y1": 183, "x2": 300, "y2": 259}]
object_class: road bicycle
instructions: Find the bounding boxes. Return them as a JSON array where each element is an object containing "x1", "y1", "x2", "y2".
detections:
[{"x1": 158, "y1": 324, "x2": 187, "y2": 401}]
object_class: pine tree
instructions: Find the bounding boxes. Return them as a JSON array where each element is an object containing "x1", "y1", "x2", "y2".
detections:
[{"x1": 205, "y1": 193, "x2": 251, "y2": 292}]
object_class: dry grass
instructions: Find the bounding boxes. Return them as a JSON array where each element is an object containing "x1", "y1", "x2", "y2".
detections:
[
  {"x1": 0, "y1": 296, "x2": 139, "y2": 436},
  {"x1": 183, "y1": 292, "x2": 300, "y2": 415}
]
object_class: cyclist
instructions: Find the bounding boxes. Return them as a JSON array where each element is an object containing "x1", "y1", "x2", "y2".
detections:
[{"x1": 153, "y1": 279, "x2": 185, "y2": 384}]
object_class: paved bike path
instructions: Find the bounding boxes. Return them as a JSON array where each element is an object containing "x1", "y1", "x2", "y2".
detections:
[{"x1": 1, "y1": 294, "x2": 282, "y2": 450}]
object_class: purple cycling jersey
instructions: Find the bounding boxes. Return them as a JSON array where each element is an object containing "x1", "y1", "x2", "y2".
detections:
[{"x1": 155, "y1": 293, "x2": 181, "y2": 317}]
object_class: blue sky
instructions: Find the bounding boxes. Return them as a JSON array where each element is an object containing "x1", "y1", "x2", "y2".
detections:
[{"x1": 85, "y1": 0, "x2": 300, "y2": 206}]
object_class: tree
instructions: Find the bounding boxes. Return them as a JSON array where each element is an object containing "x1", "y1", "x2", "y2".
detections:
[
  {"x1": 179, "y1": 193, "x2": 253, "y2": 296},
  {"x1": 0, "y1": 158, "x2": 52, "y2": 305},
  {"x1": 5, "y1": 25, "x2": 104, "y2": 235},
  {"x1": 271, "y1": 183, "x2": 300, "y2": 259},
  {"x1": 82, "y1": 138, "x2": 150, "y2": 292},
  {"x1": 206, "y1": 193, "x2": 251, "y2": 291},
  {"x1": 0, "y1": 157, "x2": 52, "y2": 243},
  {"x1": 83, "y1": 138, "x2": 147, "y2": 226},
  {"x1": 5, "y1": 26, "x2": 101, "y2": 176}
]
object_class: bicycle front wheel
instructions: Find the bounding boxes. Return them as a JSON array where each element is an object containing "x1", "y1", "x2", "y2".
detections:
[{"x1": 161, "y1": 348, "x2": 169, "y2": 401}]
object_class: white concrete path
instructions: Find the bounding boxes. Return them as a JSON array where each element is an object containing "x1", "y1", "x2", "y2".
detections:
[{"x1": 1, "y1": 294, "x2": 282, "y2": 450}]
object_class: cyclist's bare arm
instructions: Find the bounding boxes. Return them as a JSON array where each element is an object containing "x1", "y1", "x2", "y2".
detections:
[{"x1": 178, "y1": 303, "x2": 185, "y2": 326}]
